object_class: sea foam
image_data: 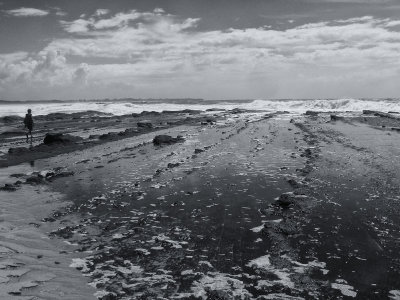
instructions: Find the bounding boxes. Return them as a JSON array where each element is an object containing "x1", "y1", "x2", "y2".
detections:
[{"x1": 1, "y1": 98, "x2": 399, "y2": 117}]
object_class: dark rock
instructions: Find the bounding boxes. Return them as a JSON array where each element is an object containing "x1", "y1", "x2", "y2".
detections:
[
  {"x1": 330, "y1": 114, "x2": 343, "y2": 121},
  {"x1": 45, "y1": 171, "x2": 55, "y2": 178},
  {"x1": 305, "y1": 111, "x2": 319, "y2": 116},
  {"x1": 133, "y1": 111, "x2": 161, "y2": 117},
  {"x1": 10, "y1": 173, "x2": 25, "y2": 178},
  {"x1": 137, "y1": 120, "x2": 153, "y2": 128},
  {"x1": 276, "y1": 192, "x2": 296, "y2": 207},
  {"x1": 26, "y1": 176, "x2": 43, "y2": 184},
  {"x1": 286, "y1": 178, "x2": 301, "y2": 188},
  {"x1": 276, "y1": 221, "x2": 301, "y2": 236},
  {"x1": 99, "y1": 132, "x2": 118, "y2": 140},
  {"x1": 141, "y1": 111, "x2": 161, "y2": 116},
  {"x1": 194, "y1": 148, "x2": 205, "y2": 154},
  {"x1": 0, "y1": 184, "x2": 17, "y2": 191},
  {"x1": 167, "y1": 162, "x2": 180, "y2": 168},
  {"x1": 206, "y1": 116, "x2": 216, "y2": 123},
  {"x1": 363, "y1": 110, "x2": 375, "y2": 115},
  {"x1": 50, "y1": 226, "x2": 75, "y2": 239},
  {"x1": 153, "y1": 135, "x2": 185, "y2": 145},
  {"x1": 8, "y1": 147, "x2": 30, "y2": 155},
  {"x1": 162, "y1": 109, "x2": 202, "y2": 114},
  {"x1": 124, "y1": 128, "x2": 139, "y2": 134},
  {"x1": 230, "y1": 108, "x2": 247, "y2": 114},
  {"x1": 42, "y1": 217, "x2": 56, "y2": 222},
  {"x1": 43, "y1": 133, "x2": 83, "y2": 145},
  {"x1": 48, "y1": 171, "x2": 74, "y2": 181},
  {"x1": 301, "y1": 148, "x2": 313, "y2": 158}
]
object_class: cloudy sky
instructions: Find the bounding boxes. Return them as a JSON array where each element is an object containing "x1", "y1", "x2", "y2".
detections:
[{"x1": 1, "y1": 0, "x2": 400, "y2": 100}]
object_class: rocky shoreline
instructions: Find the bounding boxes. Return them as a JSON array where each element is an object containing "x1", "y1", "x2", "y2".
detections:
[{"x1": 1, "y1": 109, "x2": 400, "y2": 299}]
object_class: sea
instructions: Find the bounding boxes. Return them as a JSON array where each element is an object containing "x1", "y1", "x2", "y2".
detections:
[{"x1": 1, "y1": 98, "x2": 400, "y2": 117}]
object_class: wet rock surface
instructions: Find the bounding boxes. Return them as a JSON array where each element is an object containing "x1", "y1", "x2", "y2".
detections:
[{"x1": 1, "y1": 111, "x2": 400, "y2": 299}]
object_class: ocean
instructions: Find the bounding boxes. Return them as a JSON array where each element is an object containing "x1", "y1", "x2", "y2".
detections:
[{"x1": 1, "y1": 98, "x2": 399, "y2": 117}]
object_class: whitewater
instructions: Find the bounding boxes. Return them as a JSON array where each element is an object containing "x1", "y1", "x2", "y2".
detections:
[{"x1": 1, "y1": 98, "x2": 399, "y2": 117}]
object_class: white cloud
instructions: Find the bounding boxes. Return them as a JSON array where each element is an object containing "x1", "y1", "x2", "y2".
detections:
[
  {"x1": 60, "y1": 19, "x2": 92, "y2": 33},
  {"x1": 1, "y1": 10, "x2": 400, "y2": 100},
  {"x1": 54, "y1": 7, "x2": 67, "y2": 17},
  {"x1": 94, "y1": 9, "x2": 110, "y2": 17},
  {"x1": 154, "y1": 8, "x2": 165, "y2": 14},
  {"x1": 60, "y1": 10, "x2": 144, "y2": 33},
  {"x1": 385, "y1": 20, "x2": 400, "y2": 27},
  {"x1": 6, "y1": 7, "x2": 49, "y2": 17}
]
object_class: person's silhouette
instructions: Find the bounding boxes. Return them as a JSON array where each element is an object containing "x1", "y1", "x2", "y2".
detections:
[{"x1": 24, "y1": 109, "x2": 33, "y2": 144}]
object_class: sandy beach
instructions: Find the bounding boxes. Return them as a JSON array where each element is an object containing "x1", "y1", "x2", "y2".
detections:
[{"x1": 1, "y1": 108, "x2": 400, "y2": 299}]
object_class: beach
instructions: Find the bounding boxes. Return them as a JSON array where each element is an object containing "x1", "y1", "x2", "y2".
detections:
[{"x1": 1, "y1": 104, "x2": 400, "y2": 299}]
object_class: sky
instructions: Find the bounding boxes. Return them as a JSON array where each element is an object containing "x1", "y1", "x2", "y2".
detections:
[{"x1": 0, "y1": 0, "x2": 400, "y2": 101}]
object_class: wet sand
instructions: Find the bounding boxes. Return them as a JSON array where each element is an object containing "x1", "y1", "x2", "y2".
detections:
[{"x1": 1, "y1": 110, "x2": 400, "y2": 299}]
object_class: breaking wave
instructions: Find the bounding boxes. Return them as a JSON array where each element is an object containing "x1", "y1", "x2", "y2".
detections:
[
  {"x1": 0, "y1": 98, "x2": 399, "y2": 117},
  {"x1": 245, "y1": 98, "x2": 400, "y2": 113}
]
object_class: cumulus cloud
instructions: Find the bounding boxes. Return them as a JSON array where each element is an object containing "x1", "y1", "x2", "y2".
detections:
[
  {"x1": 0, "y1": 50, "x2": 90, "y2": 99},
  {"x1": 5, "y1": 7, "x2": 49, "y2": 17},
  {"x1": 1, "y1": 9, "x2": 400, "y2": 99}
]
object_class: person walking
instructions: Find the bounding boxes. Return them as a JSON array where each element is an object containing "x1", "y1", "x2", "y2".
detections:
[{"x1": 24, "y1": 109, "x2": 34, "y2": 144}]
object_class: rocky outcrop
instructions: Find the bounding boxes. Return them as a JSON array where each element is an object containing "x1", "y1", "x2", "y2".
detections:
[
  {"x1": 43, "y1": 133, "x2": 83, "y2": 145},
  {"x1": 153, "y1": 135, "x2": 185, "y2": 145},
  {"x1": 0, "y1": 115, "x2": 23, "y2": 124}
]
